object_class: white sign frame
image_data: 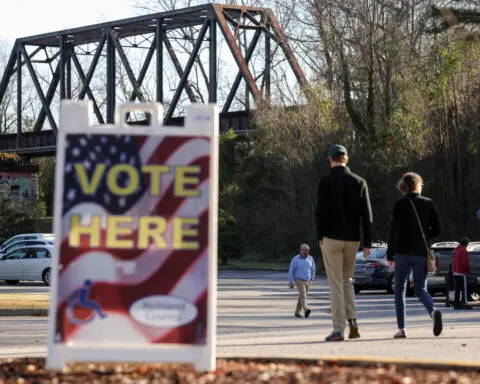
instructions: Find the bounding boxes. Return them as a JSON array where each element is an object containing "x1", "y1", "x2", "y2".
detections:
[{"x1": 46, "y1": 100, "x2": 218, "y2": 372}]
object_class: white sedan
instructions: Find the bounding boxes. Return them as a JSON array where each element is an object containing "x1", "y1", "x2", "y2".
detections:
[
  {"x1": 0, "y1": 239, "x2": 54, "y2": 257},
  {"x1": 0, "y1": 245, "x2": 53, "y2": 286}
]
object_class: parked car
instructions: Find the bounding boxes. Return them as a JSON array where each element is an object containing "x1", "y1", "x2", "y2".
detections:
[
  {"x1": 0, "y1": 239, "x2": 54, "y2": 256},
  {"x1": 429, "y1": 241, "x2": 480, "y2": 301},
  {"x1": 353, "y1": 244, "x2": 415, "y2": 296},
  {"x1": 0, "y1": 233, "x2": 54, "y2": 251},
  {"x1": 467, "y1": 242, "x2": 480, "y2": 252},
  {"x1": 425, "y1": 242, "x2": 460, "y2": 296},
  {"x1": 0, "y1": 245, "x2": 53, "y2": 286}
]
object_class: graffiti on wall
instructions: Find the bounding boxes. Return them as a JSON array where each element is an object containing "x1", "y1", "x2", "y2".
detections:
[{"x1": 0, "y1": 172, "x2": 39, "y2": 202}]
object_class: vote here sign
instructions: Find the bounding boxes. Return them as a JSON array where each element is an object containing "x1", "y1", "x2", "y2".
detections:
[{"x1": 47, "y1": 101, "x2": 218, "y2": 372}]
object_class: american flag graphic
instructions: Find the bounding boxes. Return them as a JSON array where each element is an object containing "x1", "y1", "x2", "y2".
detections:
[{"x1": 55, "y1": 133, "x2": 211, "y2": 345}]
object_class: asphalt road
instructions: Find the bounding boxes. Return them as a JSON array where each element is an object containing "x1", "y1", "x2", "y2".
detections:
[{"x1": 0, "y1": 271, "x2": 479, "y2": 363}]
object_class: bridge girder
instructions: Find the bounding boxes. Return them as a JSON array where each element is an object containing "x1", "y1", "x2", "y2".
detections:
[{"x1": 0, "y1": 3, "x2": 309, "y2": 155}]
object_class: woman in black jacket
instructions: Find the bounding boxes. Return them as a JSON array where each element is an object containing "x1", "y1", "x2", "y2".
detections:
[{"x1": 386, "y1": 172, "x2": 443, "y2": 339}]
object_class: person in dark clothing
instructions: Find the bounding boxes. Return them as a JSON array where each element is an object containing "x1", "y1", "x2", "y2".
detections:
[
  {"x1": 316, "y1": 144, "x2": 372, "y2": 342},
  {"x1": 453, "y1": 237, "x2": 472, "y2": 310},
  {"x1": 386, "y1": 172, "x2": 443, "y2": 339}
]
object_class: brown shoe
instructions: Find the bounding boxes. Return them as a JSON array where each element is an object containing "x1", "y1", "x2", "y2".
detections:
[{"x1": 349, "y1": 324, "x2": 360, "y2": 339}]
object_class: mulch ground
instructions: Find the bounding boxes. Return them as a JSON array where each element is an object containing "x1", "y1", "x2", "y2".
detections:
[{"x1": 0, "y1": 358, "x2": 479, "y2": 383}]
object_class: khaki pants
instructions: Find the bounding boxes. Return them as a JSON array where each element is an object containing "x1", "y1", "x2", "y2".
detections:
[
  {"x1": 321, "y1": 237, "x2": 359, "y2": 333},
  {"x1": 295, "y1": 279, "x2": 312, "y2": 314}
]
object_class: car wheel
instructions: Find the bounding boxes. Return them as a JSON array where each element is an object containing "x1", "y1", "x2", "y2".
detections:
[
  {"x1": 354, "y1": 286, "x2": 361, "y2": 294},
  {"x1": 42, "y1": 268, "x2": 51, "y2": 286},
  {"x1": 469, "y1": 292, "x2": 480, "y2": 301},
  {"x1": 387, "y1": 277, "x2": 395, "y2": 294},
  {"x1": 5, "y1": 280, "x2": 19, "y2": 285}
]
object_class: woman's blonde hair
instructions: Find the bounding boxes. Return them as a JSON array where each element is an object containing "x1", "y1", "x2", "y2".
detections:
[{"x1": 396, "y1": 172, "x2": 423, "y2": 194}]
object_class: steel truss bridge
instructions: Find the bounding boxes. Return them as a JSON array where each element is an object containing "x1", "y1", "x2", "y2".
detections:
[{"x1": 0, "y1": 3, "x2": 308, "y2": 156}]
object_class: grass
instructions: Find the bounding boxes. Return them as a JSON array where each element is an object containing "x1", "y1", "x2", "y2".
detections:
[{"x1": 0, "y1": 293, "x2": 50, "y2": 310}]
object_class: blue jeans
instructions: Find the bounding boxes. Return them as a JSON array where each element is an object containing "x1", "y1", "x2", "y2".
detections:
[{"x1": 394, "y1": 254, "x2": 435, "y2": 329}]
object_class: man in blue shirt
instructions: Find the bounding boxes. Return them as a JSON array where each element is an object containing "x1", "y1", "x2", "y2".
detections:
[{"x1": 288, "y1": 244, "x2": 316, "y2": 318}]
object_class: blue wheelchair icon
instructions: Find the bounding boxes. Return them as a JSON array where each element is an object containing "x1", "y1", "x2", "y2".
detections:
[{"x1": 66, "y1": 280, "x2": 107, "y2": 325}]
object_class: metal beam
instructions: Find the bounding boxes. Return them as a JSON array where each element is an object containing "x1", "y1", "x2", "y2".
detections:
[
  {"x1": 70, "y1": 50, "x2": 105, "y2": 124},
  {"x1": 156, "y1": 20, "x2": 164, "y2": 103},
  {"x1": 222, "y1": 28, "x2": 261, "y2": 113},
  {"x1": 33, "y1": 60, "x2": 61, "y2": 132},
  {"x1": 165, "y1": 21, "x2": 209, "y2": 121},
  {"x1": 66, "y1": 46, "x2": 72, "y2": 99},
  {"x1": 109, "y1": 30, "x2": 146, "y2": 102},
  {"x1": 213, "y1": 4, "x2": 262, "y2": 103},
  {"x1": 59, "y1": 35, "x2": 66, "y2": 99},
  {"x1": 106, "y1": 29, "x2": 116, "y2": 123},
  {"x1": 265, "y1": 24, "x2": 271, "y2": 103},
  {"x1": 209, "y1": 17, "x2": 217, "y2": 103},
  {"x1": 78, "y1": 33, "x2": 106, "y2": 99},
  {"x1": 131, "y1": 36, "x2": 156, "y2": 102},
  {"x1": 16, "y1": 46, "x2": 22, "y2": 139},
  {"x1": 125, "y1": 36, "x2": 157, "y2": 121},
  {"x1": 20, "y1": 43, "x2": 58, "y2": 133},
  {"x1": 164, "y1": 35, "x2": 197, "y2": 103},
  {"x1": 14, "y1": 47, "x2": 43, "y2": 71},
  {"x1": 17, "y1": 4, "x2": 212, "y2": 44}
]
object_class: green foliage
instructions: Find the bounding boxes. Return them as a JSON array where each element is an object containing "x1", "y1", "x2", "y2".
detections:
[
  {"x1": 0, "y1": 199, "x2": 46, "y2": 243},
  {"x1": 218, "y1": 208, "x2": 243, "y2": 266},
  {"x1": 374, "y1": 109, "x2": 430, "y2": 170},
  {"x1": 223, "y1": 91, "x2": 346, "y2": 262},
  {"x1": 217, "y1": 129, "x2": 245, "y2": 265},
  {"x1": 427, "y1": 44, "x2": 463, "y2": 103},
  {"x1": 34, "y1": 157, "x2": 55, "y2": 216}
]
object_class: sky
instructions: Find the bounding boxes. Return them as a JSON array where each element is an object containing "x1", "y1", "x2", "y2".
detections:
[{"x1": 0, "y1": 0, "x2": 135, "y2": 47}]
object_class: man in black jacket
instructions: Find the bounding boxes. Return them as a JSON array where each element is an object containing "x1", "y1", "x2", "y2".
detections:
[{"x1": 316, "y1": 145, "x2": 372, "y2": 342}]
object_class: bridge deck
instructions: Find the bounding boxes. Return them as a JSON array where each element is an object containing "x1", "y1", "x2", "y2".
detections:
[{"x1": 0, "y1": 111, "x2": 251, "y2": 156}]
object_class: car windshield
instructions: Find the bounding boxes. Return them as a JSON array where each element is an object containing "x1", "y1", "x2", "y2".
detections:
[{"x1": 356, "y1": 248, "x2": 387, "y2": 260}]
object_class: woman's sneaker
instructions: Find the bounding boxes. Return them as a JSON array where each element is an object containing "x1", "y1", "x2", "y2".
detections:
[
  {"x1": 432, "y1": 310, "x2": 443, "y2": 336},
  {"x1": 393, "y1": 329, "x2": 407, "y2": 339},
  {"x1": 325, "y1": 332, "x2": 344, "y2": 342}
]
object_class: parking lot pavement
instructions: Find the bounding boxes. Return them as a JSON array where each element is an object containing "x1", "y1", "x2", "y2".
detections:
[
  {"x1": 0, "y1": 282, "x2": 48, "y2": 294},
  {"x1": 1, "y1": 270, "x2": 480, "y2": 363},
  {"x1": 217, "y1": 271, "x2": 480, "y2": 363}
]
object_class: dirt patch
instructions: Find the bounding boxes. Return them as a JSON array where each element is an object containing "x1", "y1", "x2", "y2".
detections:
[
  {"x1": 0, "y1": 358, "x2": 479, "y2": 383},
  {"x1": 0, "y1": 294, "x2": 49, "y2": 310}
]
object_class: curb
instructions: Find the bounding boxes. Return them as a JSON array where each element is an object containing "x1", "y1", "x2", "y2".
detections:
[
  {"x1": 223, "y1": 355, "x2": 480, "y2": 371},
  {"x1": 1, "y1": 355, "x2": 478, "y2": 372},
  {"x1": 0, "y1": 309, "x2": 48, "y2": 317}
]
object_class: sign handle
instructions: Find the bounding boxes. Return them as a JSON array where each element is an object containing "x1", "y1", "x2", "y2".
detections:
[{"x1": 115, "y1": 102, "x2": 163, "y2": 129}]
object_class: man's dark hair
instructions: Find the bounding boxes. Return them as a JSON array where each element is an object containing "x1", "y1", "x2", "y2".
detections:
[
  {"x1": 460, "y1": 237, "x2": 469, "y2": 246},
  {"x1": 330, "y1": 153, "x2": 348, "y2": 163}
]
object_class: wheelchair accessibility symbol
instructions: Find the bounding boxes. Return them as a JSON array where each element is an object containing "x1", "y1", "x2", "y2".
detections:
[{"x1": 66, "y1": 280, "x2": 107, "y2": 325}]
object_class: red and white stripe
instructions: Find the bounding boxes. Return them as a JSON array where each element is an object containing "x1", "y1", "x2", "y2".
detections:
[{"x1": 55, "y1": 135, "x2": 211, "y2": 345}]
